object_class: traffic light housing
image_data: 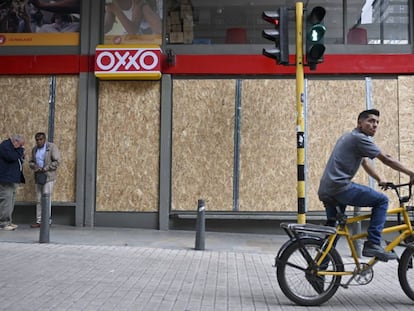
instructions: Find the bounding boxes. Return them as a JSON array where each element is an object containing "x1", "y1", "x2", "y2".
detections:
[
  {"x1": 262, "y1": 7, "x2": 289, "y2": 65},
  {"x1": 305, "y1": 6, "x2": 326, "y2": 70}
]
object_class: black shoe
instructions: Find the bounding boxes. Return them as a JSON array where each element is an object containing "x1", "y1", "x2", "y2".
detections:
[{"x1": 362, "y1": 241, "x2": 398, "y2": 262}]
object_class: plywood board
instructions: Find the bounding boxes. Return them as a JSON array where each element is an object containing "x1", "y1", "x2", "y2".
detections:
[
  {"x1": 308, "y1": 78, "x2": 400, "y2": 211},
  {"x1": 239, "y1": 79, "x2": 296, "y2": 212},
  {"x1": 171, "y1": 79, "x2": 235, "y2": 211},
  {"x1": 398, "y1": 76, "x2": 414, "y2": 170},
  {"x1": 96, "y1": 81, "x2": 160, "y2": 212},
  {"x1": 0, "y1": 75, "x2": 77, "y2": 203},
  {"x1": 307, "y1": 79, "x2": 367, "y2": 211}
]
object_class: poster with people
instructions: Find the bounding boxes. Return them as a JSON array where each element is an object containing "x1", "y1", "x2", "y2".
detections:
[
  {"x1": 104, "y1": 0, "x2": 162, "y2": 45},
  {"x1": 0, "y1": 0, "x2": 80, "y2": 46}
]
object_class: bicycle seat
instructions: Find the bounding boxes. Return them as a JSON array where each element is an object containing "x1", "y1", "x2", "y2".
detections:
[{"x1": 281, "y1": 223, "x2": 337, "y2": 235}]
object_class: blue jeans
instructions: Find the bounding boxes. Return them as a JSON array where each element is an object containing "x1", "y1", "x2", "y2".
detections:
[{"x1": 324, "y1": 183, "x2": 388, "y2": 245}]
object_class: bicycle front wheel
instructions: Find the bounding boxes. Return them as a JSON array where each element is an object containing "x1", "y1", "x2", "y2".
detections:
[
  {"x1": 398, "y1": 246, "x2": 414, "y2": 300},
  {"x1": 276, "y1": 238, "x2": 344, "y2": 306}
]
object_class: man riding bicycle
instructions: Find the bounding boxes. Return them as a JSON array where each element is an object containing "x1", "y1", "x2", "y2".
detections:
[{"x1": 318, "y1": 109, "x2": 414, "y2": 261}]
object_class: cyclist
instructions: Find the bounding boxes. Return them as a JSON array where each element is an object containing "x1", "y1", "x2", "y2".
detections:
[{"x1": 318, "y1": 109, "x2": 414, "y2": 261}]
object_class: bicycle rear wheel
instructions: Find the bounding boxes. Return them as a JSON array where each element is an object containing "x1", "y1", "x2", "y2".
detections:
[
  {"x1": 276, "y1": 237, "x2": 344, "y2": 306},
  {"x1": 398, "y1": 246, "x2": 414, "y2": 300}
]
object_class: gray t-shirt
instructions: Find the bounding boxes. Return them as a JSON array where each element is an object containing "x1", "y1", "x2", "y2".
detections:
[{"x1": 318, "y1": 128, "x2": 380, "y2": 201}]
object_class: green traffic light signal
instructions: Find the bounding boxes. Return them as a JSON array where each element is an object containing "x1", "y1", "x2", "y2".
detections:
[
  {"x1": 307, "y1": 24, "x2": 326, "y2": 42},
  {"x1": 305, "y1": 6, "x2": 326, "y2": 70}
]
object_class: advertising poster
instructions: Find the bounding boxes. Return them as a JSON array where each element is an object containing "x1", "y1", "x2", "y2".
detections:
[
  {"x1": 104, "y1": 0, "x2": 162, "y2": 45},
  {"x1": 0, "y1": 0, "x2": 80, "y2": 46}
]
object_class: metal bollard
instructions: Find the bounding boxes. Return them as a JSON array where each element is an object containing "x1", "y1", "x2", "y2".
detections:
[
  {"x1": 195, "y1": 199, "x2": 205, "y2": 250},
  {"x1": 39, "y1": 193, "x2": 50, "y2": 243}
]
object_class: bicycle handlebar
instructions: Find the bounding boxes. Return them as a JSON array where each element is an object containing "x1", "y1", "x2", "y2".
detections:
[{"x1": 383, "y1": 182, "x2": 412, "y2": 203}]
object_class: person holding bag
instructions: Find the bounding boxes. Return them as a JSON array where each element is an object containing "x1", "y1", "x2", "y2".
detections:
[{"x1": 29, "y1": 132, "x2": 60, "y2": 228}]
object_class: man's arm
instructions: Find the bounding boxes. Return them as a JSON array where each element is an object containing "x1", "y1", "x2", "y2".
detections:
[
  {"x1": 361, "y1": 157, "x2": 384, "y2": 183},
  {"x1": 45, "y1": 144, "x2": 60, "y2": 171},
  {"x1": 376, "y1": 151, "x2": 414, "y2": 183},
  {"x1": 0, "y1": 142, "x2": 24, "y2": 162}
]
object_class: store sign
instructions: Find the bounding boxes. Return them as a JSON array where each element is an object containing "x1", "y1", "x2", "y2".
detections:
[{"x1": 95, "y1": 45, "x2": 162, "y2": 80}]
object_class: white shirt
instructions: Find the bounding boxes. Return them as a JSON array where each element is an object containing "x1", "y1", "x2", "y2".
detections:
[{"x1": 36, "y1": 144, "x2": 47, "y2": 168}]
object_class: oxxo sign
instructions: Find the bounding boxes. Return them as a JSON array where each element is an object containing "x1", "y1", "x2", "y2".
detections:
[{"x1": 95, "y1": 45, "x2": 162, "y2": 80}]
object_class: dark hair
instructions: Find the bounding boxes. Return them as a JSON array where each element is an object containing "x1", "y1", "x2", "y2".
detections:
[
  {"x1": 35, "y1": 132, "x2": 46, "y2": 139},
  {"x1": 358, "y1": 109, "x2": 380, "y2": 121}
]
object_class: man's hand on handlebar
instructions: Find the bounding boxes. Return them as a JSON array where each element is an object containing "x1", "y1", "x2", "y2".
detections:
[
  {"x1": 409, "y1": 173, "x2": 414, "y2": 185},
  {"x1": 378, "y1": 181, "x2": 394, "y2": 190}
]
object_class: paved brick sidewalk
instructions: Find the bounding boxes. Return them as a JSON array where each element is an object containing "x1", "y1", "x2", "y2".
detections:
[{"x1": 0, "y1": 241, "x2": 413, "y2": 311}]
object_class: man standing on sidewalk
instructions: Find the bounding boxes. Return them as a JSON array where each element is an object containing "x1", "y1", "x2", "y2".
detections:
[
  {"x1": 0, "y1": 134, "x2": 26, "y2": 231},
  {"x1": 29, "y1": 132, "x2": 60, "y2": 228}
]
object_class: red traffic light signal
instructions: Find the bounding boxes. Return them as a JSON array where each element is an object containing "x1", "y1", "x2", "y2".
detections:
[{"x1": 262, "y1": 7, "x2": 289, "y2": 65}]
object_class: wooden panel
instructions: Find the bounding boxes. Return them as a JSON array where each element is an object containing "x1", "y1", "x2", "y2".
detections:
[
  {"x1": 171, "y1": 77, "x2": 405, "y2": 214},
  {"x1": 96, "y1": 81, "x2": 160, "y2": 212},
  {"x1": 370, "y1": 78, "x2": 400, "y2": 207},
  {"x1": 0, "y1": 75, "x2": 77, "y2": 202},
  {"x1": 172, "y1": 79, "x2": 235, "y2": 211},
  {"x1": 308, "y1": 78, "x2": 400, "y2": 211},
  {"x1": 308, "y1": 79, "x2": 367, "y2": 211},
  {"x1": 398, "y1": 76, "x2": 414, "y2": 185},
  {"x1": 50, "y1": 76, "x2": 78, "y2": 202},
  {"x1": 239, "y1": 79, "x2": 296, "y2": 212},
  {"x1": 1, "y1": 74, "x2": 409, "y2": 218}
]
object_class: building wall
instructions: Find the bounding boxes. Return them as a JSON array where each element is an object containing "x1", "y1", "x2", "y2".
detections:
[
  {"x1": 239, "y1": 79, "x2": 296, "y2": 212},
  {"x1": 171, "y1": 79, "x2": 235, "y2": 211},
  {"x1": 0, "y1": 75, "x2": 77, "y2": 203},
  {"x1": 307, "y1": 78, "x2": 401, "y2": 210},
  {"x1": 170, "y1": 77, "x2": 412, "y2": 213},
  {"x1": 96, "y1": 81, "x2": 161, "y2": 212},
  {"x1": 2, "y1": 75, "x2": 414, "y2": 222}
]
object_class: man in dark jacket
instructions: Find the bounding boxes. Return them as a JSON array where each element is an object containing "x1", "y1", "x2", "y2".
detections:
[{"x1": 0, "y1": 134, "x2": 25, "y2": 230}]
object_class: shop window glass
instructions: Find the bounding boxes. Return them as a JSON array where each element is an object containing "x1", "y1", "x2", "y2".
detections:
[
  {"x1": 165, "y1": 0, "x2": 410, "y2": 46},
  {"x1": 104, "y1": 0, "x2": 163, "y2": 45},
  {"x1": 347, "y1": 0, "x2": 410, "y2": 44},
  {"x1": 0, "y1": 0, "x2": 81, "y2": 47}
]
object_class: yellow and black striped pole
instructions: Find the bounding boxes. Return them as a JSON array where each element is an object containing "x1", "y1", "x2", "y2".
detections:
[{"x1": 296, "y1": 2, "x2": 306, "y2": 224}]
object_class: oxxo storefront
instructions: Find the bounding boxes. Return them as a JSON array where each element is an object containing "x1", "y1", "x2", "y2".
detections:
[{"x1": 0, "y1": 1, "x2": 414, "y2": 232}]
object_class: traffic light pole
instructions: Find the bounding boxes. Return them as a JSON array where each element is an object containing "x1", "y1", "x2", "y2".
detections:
[{"x1": 295, "y1": 2, "x2": 306, "y2": 224}]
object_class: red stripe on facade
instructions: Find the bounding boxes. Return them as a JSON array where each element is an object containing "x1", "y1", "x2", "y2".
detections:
[
  {"x1": 0, "y1": 55, "x2": 81, "y2": 74},
  {"x1": 1, "y1": 54, "x2": 414, "y2": 75},
  {"x1": 161, "y1": 54, "x2": 414, "y2": 75},
  {"x1": 79, "y1": 55, "x2": 96, "y2": 73}
]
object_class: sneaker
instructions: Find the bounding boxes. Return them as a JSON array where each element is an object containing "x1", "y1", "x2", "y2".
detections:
[
  {"x1": 30, "y1": 223, "x2": 41, "y2": 228},
  {"x1": 9, "y1": 223, "x2": 18, "y2": 229},
  {"x1": 2, "y1": 224, "x2": 16, "y2": 231},
  {"x1": 362, "y1": 241, "x2": 398, "y2": 262}
]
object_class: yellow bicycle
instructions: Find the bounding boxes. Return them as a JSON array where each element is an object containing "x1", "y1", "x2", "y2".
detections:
[{"x1": 275, "y1": 183, "x2": 414, "y2": 306}]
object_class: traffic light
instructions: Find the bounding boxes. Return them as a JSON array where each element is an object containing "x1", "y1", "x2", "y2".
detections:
[
  {"x1": 305, "y1": 6, "x2": 326, "y2": 70},
  {"x1": 262, "y1": 7, "x2": 289, "y2": 65}
]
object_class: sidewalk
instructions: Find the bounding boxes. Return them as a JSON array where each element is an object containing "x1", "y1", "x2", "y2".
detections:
[{"x1": 0, "y1": 225, "x2": 413, "y2": 310}]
